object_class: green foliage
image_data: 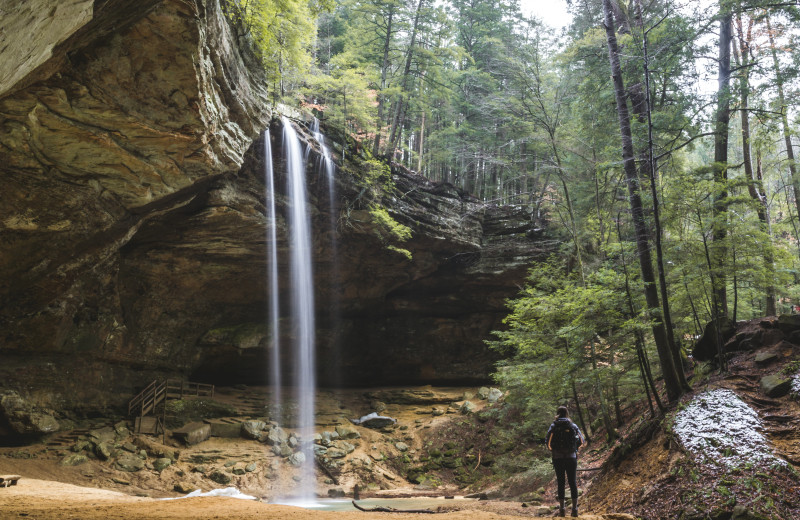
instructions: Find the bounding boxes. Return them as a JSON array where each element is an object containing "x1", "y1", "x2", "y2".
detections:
[{"x1": 222, "y1": 0, "x2": 322, "y2": 90}]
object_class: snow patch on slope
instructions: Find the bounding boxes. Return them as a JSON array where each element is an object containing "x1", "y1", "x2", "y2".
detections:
[{"x1": 674, "y1": 388, "x2": 785, "y2": 468}]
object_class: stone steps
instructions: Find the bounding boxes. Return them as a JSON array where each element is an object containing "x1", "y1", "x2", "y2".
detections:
[{"x1": 44, "y1": 429, "x2": 89, "y2": 448}]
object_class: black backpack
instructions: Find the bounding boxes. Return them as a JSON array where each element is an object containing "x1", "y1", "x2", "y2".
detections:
[{"x1": 550, "y1": 420, "x2": 577, "y2": 452}]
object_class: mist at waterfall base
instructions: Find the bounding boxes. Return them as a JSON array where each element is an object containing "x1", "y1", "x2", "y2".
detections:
[{"x1": 263, "y1": 117, "x2": 339, "y2": 506}]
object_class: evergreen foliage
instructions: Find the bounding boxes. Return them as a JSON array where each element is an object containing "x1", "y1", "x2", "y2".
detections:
[{"x1": 297, "y1": 0, "x2": 800, "y2": 432}]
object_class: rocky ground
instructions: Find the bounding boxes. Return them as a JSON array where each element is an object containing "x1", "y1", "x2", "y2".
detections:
[{"x1": 0, "y1": 384, "x2": 630, "y2": 519}]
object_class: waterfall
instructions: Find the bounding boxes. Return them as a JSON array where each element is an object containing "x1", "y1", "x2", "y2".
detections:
[
  {"x1": 264, "y1": 130, "x2": 281, "y2": 416},
  {"x1": 310, "y1": 117, "x2": 340, "y2": 386},
  {"x1": 282, "y1": 116, "x2": 316, "y2": 502}
]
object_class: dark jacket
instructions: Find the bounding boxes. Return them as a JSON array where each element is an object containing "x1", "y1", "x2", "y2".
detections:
[{"x1": 545, "y1": 418, "x2": 584, "y2": 459}]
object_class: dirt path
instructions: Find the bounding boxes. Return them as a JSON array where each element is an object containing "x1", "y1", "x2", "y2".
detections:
[{"x1": 0, "y1": 478, "x2": 635, "y2": 520}]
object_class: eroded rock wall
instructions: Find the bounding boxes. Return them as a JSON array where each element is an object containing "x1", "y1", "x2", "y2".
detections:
[
  {"x1": 0, "y1": 0, "x2": 270, "y2": 406},
  {"x1": 0, "y1": 0, "x2": 554, "y2": 412}
]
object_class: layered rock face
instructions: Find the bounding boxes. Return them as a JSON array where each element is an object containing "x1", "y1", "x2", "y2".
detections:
[{"x1": 0, "y1": 0, "x2": 553, "y2": 416}]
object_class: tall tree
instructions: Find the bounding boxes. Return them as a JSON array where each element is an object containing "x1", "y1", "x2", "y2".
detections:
[
  {"x1": 711, "y1": 2, "x2": 734, "y2": 326},
  {"x1": 601, "y1": 0, "x2": 683, "y2": 403}
]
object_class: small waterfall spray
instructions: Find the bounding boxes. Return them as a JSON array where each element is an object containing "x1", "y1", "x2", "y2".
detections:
[
  {"x1": 264, "y1": 130, "x2": 282, "y2": 416},
  {"x1": 282, "y1": 116, "x2": 316, "y2": 502}
]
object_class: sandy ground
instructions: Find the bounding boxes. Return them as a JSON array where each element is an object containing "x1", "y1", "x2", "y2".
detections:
[{"x1": 0, "y1": 478, "x2": 637, "y2": 520}]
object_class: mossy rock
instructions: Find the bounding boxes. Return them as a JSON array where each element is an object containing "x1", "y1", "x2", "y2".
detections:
[
  {"x1": 441, "y1": 457, "x2": 461, "y2": 469},
  {"x1": 208, "y1": 470, "x2": 232, "y2": 485},
  {"x1": 61, "y1": 453, "x2": 88, "y2": 466}
]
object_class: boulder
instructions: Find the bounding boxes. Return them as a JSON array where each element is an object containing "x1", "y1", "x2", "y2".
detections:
[
  {"x1": 115, "y1": 454, "x2": 145, "y2": 472},
  {"x1": 265, "y1": 426, "x2": 289, "y2": 446},
  {"x1": 333, "y1": 440, "x2": 356, "y2": 454},
  {"x1": 172, "y1": 422, "x2": 211, "y2": 446},
  {"x1": 174, "y1": 482, "x2": 196, "y2": 494},
  {"x1": 240, "y1": 420, "x2": 267, "y2": 440},
  {"x1": 208, "y1": 470, "x2": 231, "y2": 485},
  {"x1": 288, "y1": 452, "x2": 306, "y2": 466},
  {"x1": 279, "y1": 444, "x2": 293, "y2": 458},
  {"x1": 487, "y1": 388, "x2": 503, "y2": 403},
  {"x1": 460, "y1": 401, "x2": 477, "y2": 414},
  {"x1": 692, "y1": 319, "x2": 735, "y2": 361},
  {"x1": 88, "y1": 426, "x2": 116, "y2": 444},
  {"x1": 477, "y1": 387, "x2": 490, "y2": 400},
  {"x1": 0, "y1": 391, "x2": 60, "y2": 436},
  {"x1": 395, "y1": 442, "x2": 409, "y2": 452},
  {"x1": 326, "y1": 448, "x2": 347, "y2": 459},
  {"x1": 245, "y1": 462, "x2": 256, "y2": 472},
  {"x1": 776, "y1": 314, "x2": 800, "y2": 333},
  {"x1": 60, "y1": 453, "x2": 88, "y2": 466},
  {"x1": 760, "y1": 375, "x2": 791, "y2": 398},
  {"x1": 335, "y1": 425, "x2": 360, "y2": 439},
  {"x1": 114, "y1": 421, "x2": 131, "y2": 437},
  {"x1": 95, "y1": 442, "x2": 113, "y2": 460},
  {"x1": 153, "y1": 457, "x2": 172, "y2": 472}
]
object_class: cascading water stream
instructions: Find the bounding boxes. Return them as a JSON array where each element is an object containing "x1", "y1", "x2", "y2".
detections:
[
  {"x1": 282, "y1": 116, "x2": 316, "y2": 502},
  {"x1": 264, "y1": 130, "x2": 282, "y2": 418},
  {"x1": 310, "y1": 117, "x2": 341, "y2": 385}
]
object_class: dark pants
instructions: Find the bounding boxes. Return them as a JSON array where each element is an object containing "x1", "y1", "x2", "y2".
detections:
[{"x1": 552, "y1": 457, "x2": 578, "y2": 502}]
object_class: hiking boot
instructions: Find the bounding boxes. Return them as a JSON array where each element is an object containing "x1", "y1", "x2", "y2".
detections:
[
  {"x1": 571, "y1": 507, "x2": 578, "y2": 517},
  {"x1": 557, "y1": 499, "x2": 566, "y2": 517}
]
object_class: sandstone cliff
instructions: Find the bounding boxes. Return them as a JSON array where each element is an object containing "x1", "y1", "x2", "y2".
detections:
[{"x1": 0, "y1": 0, "x2": 553, "y2": 413}]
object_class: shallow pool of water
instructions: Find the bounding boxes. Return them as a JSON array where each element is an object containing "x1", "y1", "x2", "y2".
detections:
[{"x1": 274, "y1": 497, "x2": 476, "y2": 512}]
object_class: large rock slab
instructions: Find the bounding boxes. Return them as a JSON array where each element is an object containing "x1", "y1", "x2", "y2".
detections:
[{"x1": 172, "y1": 422, "x2": 211, "y2": 445}]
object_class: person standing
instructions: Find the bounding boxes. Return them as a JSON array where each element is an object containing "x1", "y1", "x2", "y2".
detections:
[{"x1": 545, "y1": 406, "x2": 584, "y2": 517}]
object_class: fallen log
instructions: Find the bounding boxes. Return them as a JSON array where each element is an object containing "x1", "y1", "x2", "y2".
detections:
[{"x1": 352, "y1": 500, "x2": 438, "y2": 514}]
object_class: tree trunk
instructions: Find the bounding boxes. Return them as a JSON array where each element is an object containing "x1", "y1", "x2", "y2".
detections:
[
  {"x1": 571, "y1": 381, "x2": 592, "y2": 442},
  {"x1": 734, "y1": 14, "x2": 776, "y2": 316},
  {"x1": 601, "y1": 0, "x2": 682, "y2": 402},
  {"x1": 766, "y1": 14, "x2": 800, "y2": 259},
  {"x1": 418, "y1": 110, "x2": 425, "y2": 172},
  {"x1": 372, "y1": 7, "x2": 395, "y2": 157},
  {"x1": 633, "y1": 0, "x2": 690, "y2": 390},
  {"x1": 617, "y1": 216, "x2": 665, "y2": 413},
  {"x1": 388, "y1": 0, "x2": 425, "y2": 159},
  {"x1": 711, "y1": 7, "x2": 732, "y2": 320}
]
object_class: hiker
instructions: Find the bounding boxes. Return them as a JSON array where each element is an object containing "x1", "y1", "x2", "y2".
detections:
[{"x1": 545, "y1": 406, "x2": 584, "y2": 517}]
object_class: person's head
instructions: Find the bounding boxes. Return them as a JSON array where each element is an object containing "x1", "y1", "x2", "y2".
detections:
[{"x1": 556, "y1": 406, "x2": 569, "y2": 419}]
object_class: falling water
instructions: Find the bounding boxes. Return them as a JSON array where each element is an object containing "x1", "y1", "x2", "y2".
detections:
[
  {"x1": 264, "y1": 130, "x2": 282, "y2": 417},
  {"x1": 282, "y1": 117, "x2": 316, "y2": 502},
  {"x1": 309, "y1": 117, "x2": 340, "y2": 386}
]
